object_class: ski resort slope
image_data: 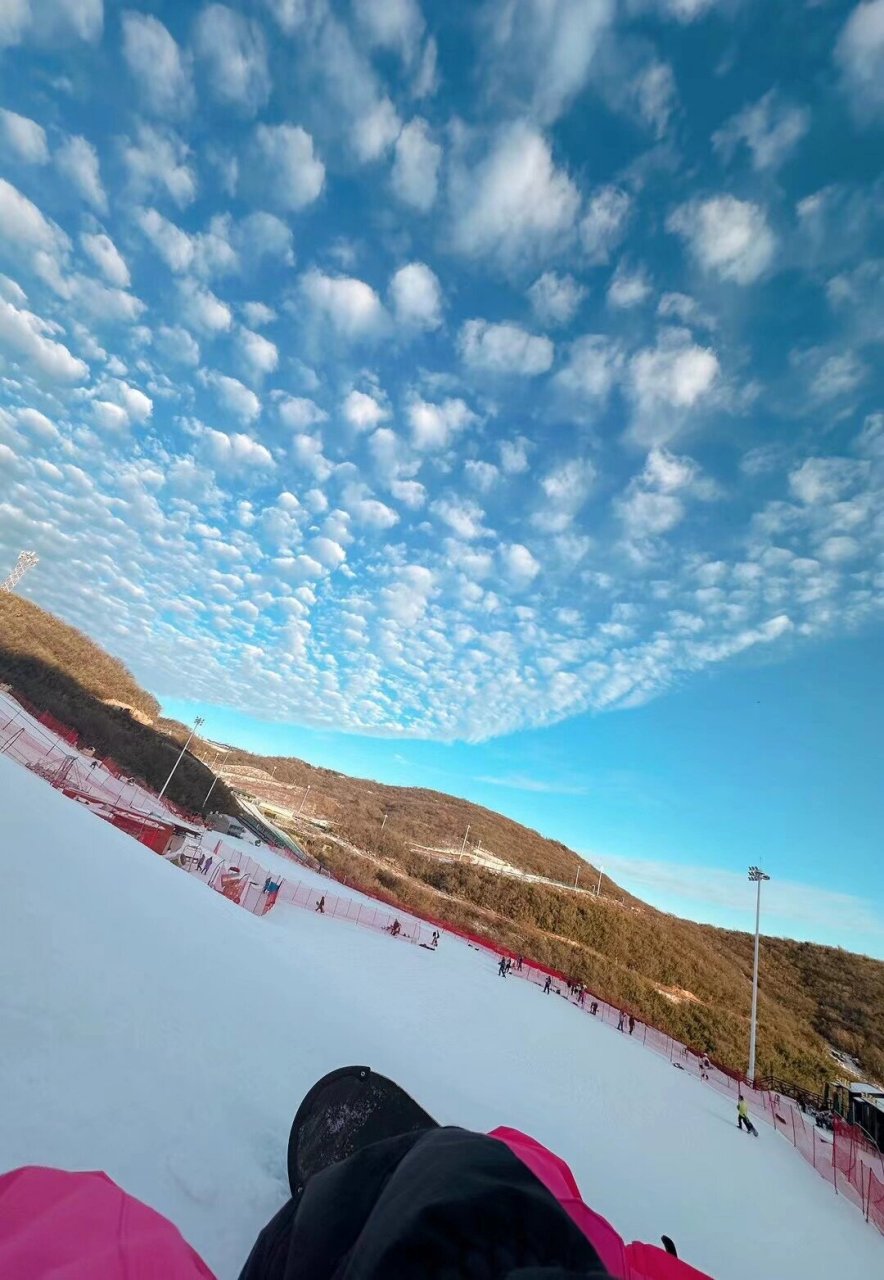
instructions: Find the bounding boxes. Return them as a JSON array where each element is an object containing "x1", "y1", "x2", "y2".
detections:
[{"x1": 0, "y1": 754, "x2": 879, "y2": 1280}]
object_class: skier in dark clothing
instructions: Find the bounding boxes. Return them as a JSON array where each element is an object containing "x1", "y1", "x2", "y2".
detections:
[
  {"x1": 617, "y1": 1011, "x2": 625, "y2": 1032},
  {"x1": 315, "y1": 896, "x2": 325, "y2": 914},
  {"x1": 629, "y1": 1015, "x2": 636, "y2": 1036},
  {"x1": 590, "y1": 1001, "x2": 598, "y2": 1015},
  {"x1": 543, "y1": 975, "x2": 552, "y2": 994},
  {"x1": 498, "y1": 956, "x2": 507, "y2": 977},
  {"x1": 517, "y1": 955, "x2": 523, "y2": 971}
]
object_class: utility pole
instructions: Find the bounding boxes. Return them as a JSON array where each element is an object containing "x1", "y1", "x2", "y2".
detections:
[
  {"x1": 296, "y1": 784, "x2": 311, "y2": 816},
  {"x1": 596, "y1": 866, "x2": 603, "y2": 897},
  {"x1": 460, "y1": 824, "x2": 470, "y2": 856},
  {"x1": 747, "y1": 866, "x2": 771, "y2": 1085},
  {"x1": 158, "y1": 715, "x2": 204, "y2": 803},
  {"x1": 381, "y1": 813, "x2": 388, "y2": 830},
  {"x1": 202, "y1": 748, "x2": 229, "y2": 808},
  {"x1": 574, "y1": 864, "x2": 580, "y2": 889}
]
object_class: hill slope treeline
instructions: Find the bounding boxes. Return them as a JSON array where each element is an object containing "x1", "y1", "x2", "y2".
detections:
[{"x1": 3, "y1": 594, "x2": 882, "y2": 1092}]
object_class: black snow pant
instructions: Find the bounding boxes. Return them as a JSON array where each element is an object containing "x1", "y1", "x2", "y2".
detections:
[{"x1": 738, "y1": 1115, "x2": 757, "y2": 1134}]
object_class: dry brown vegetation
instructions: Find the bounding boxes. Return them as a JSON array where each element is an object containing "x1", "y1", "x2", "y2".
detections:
[
  {"x1": 0, "y1": 594, "x2": 233, "y2": 814},
  {"x1": 3, "y1": 594, "x2": 881, "y2": 1092}
]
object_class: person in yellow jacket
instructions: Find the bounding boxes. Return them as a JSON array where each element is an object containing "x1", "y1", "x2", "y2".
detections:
[{"x1": 737, "y1": 1094, "x2": 759, "y2": 1136}]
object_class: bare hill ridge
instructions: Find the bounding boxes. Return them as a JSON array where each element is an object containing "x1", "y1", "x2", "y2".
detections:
[{"x1": 2, "y1": 594, "x2": 881, "y2": 1092}]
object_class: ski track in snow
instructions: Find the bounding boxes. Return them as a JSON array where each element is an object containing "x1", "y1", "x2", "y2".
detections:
[{"x1": 0, "y1": 753, "x2": 880, "y2": 1280}]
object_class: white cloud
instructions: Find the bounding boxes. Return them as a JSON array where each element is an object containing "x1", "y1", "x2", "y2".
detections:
[
  {"x1": 80, "y1": 232, "x2": 130, "y2": 288},
  {"x1": 431, "y1": 495, "x2": 488, "y2": 539},
  {"x1": 465, "y1": 460, "x2": 499, "y2": 493},
  {"x1": 308, "y1": 535, "x2": 347, "y2": 569},
  {"x1": 178, "y1": 279, "x2": 233, "y2": 332},
  {"x1": 391, "y1": 118, "x2": 441, "y2": 212},
  {"x1": 97, "y1": 377, "x2": 153, "y2": 423},
  {"x1": 122, "y1": 124, "x2": 197, "y2": 207},
  {"x1": 500, "y1": 437, "x2": 530, "y2": 474},
  {"x1": 536, "y1": 457, "x2": 595, "y2": 533},
  {"x1": 342, "y1": 482, "x2": 400, "y2": 529},
  {"x1": 652, "y1": 0, "x2": 717, "y2": 19},
  {"x1": 809, "y1": 351, "x2": 867, "y2": 402},
  {"x1": 789, "y1": 457, "x2": 865, "y2": 505},
  {"x1": 199, "y1": 425, "x2": 275, "y2": 469},
  {"x1": 200, "y1": 369, "x2": 261, "y2": 422},
  {"x1": 250, "y1": 124, "x2": 325, "y2": 210},
  {"x1": 835, "y1": 0, "x2": 884, "y2": 121},
  {"x1": 607, "y1": 261, "x2": 652, "y2": 309},
  {"x1": 193, "y1": 3, "x2": 270, "y2": 115},
  {"x1": 0, "y1": 178, "x2": 69, "y2": 258},
  {"x1": 629, "y1": 331, "x2": 720, "y2": 416},
  {"x1": 482, "y1": 0, "x2": 615, "y2": 124},
  {"x1": 554, "y1": 334, "x2": 622, "y2": 403},
  {"x1": 242, "y1": 301, "x2": 277, "y2": 328},
  {"x1": 632, "y1": 59, "x2": 676, "y2": 139},
  {"x1": 528, "y1": 271, "x2": 586, "y2": 327},
  {"x1": 121, "y1": 11, "x2": 194, "y2": 117},
  {"x1": 0, "y1": 296, "x2": 87, "y2": 382},
  {"x1": 460, "y1": 318, "x2": 554, "y2": 375},
  {"x1": 580, "y1": 186, "x2": 632, "y2": 265},
  {"x1": 235, "y1": 212, "x2": 295, "y2": 266},
  {"x1": 617, "y1": 488, "x2": 684, "y2": 538},
  {"x1": 344, "y1": 389, "x2": 387, "y2": 431},
  {"x1": 277, "y1": 396, "x2": 327, "y2": 430},
  {"x1": 390, "y1": 478, "x2": 426, "y2": 509},
  {"x1": 0, "y1": 0, "x2": 103, "y2": 47},
  {"x1": 450, "y1": 121, "x2": 581, "y2": 272},
  {"x1": 15, "y1": 406, "x2": 58, "y2": 440},
  {"x1": 668, "y1": 196, "x2": 776, "y2": 284},
  {"x1": 408, "y1": 395, "x2": 476, "y2": 450},
  {"x1": 92, "y1": 400, "x2": 131, "y2": 432},
  {"x1": 300, "y1": 269, "x2": 387, "y2": 339},
  {"x1": 136, "y1": 207, "x2": 194, "y2": 272},
  {"x1": 819, "y1": 535, "x2": 860, "y2": 563},
  {"x1": 389, "y1": 262, "x2": 443, "y2": 330},
  {"x1": 713, "y1": 90, "x2": 810, "y2": 172},
  {"x1": 501, "y1": 542, "x2": 540, "y2": 587},
  {"x1": 55, "y1": 134, "x2": 107, "y2": 212},
  {"x1": 353, "y1": 0, "x2": 425, "y2": 63},
  {"x1": 238, "y1": 327, "x2": 278, "y2": 380},
  {"x1": 261, "y1": 0, "x2": 309, "y2": 36},
  {"x1": 354, "y1": 97, "x2": 402, "y2": 164},
  {"x1": 641, "y1": 446, "x2": 699, "y2": 493},
  {"x1": 156, "y1": 325, "x2": 200, "y2": 366},
  {"x1": 0, "y1": 108, "x2": 48, "y2": 163}
]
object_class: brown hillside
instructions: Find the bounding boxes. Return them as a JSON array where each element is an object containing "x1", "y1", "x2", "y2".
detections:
[{"x1": 2, "y1": 594, "x2": 881, "y2": 1093}]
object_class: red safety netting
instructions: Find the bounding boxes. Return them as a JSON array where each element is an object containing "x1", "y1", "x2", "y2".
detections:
[{"x1": 3, "y1": 683, "x2": 883, "y2": 1237}]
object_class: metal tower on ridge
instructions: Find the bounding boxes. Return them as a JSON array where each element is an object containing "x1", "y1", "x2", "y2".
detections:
[{"x1": 0, "y1": 550, "x2": 39, "y2": 593}]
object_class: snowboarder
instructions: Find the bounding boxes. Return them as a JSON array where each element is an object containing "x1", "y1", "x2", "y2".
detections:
[
  {"x1": 590, "y1": 1001, "x2": 598, "y2": 1015},
  {"x1": 628, "y1": 1015, "x2": 636, "y2": 1036},
  {"x1": 737, "y1": 1095, "x2": 758, "y2": 1136},
  {"x1": 516, "y1": 955, "x2": 523, "y2": 971},
  {"x1": 543, "y1": 975, "x2": 552, "y2": 994},
  {"x1": 431, "y1": 930, "x2": 440, "y2": 948},
  {"x1": 700, "y1": 1053, "x2": 711, "y2": 1080},
  {"x1": 201, "y1": 855, "x2": 213, "y2": 877},
  {"x1": 389, "y1": 920, "x2": 402, "y2": 937},
  {"x1": 315, "y1": 895, "x2": 325, "y2": 914},
  {"x1": 498, "y1": 957, "x2": 507, "y2": 978},
  {"x1": 577, "y1": 988, "x2": 586, "y2": 1007},
  {"x1": 3, "y1": 1066, "x2": 717, "y2": 1279},
  {"x1": 617, "y1": 1011, "x2": 625, "y2": 1032}
]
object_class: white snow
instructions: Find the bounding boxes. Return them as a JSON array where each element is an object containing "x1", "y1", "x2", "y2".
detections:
[{"x1": 1, "y1": 752, "x2": 880, "y2": 1280}]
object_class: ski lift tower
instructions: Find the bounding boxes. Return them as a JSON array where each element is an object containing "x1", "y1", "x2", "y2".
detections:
[{"x1": 0, "y1": 550, "x2": 39, "y2": 593}]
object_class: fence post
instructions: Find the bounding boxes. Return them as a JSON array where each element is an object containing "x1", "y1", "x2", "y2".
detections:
[{"x1": 790, "y1": 1108, "x2": 797, "y2": 1146}]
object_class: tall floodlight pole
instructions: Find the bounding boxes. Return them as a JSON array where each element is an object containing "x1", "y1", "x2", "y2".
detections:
[
  {"x1": 202, "y1": 748, "x2": 229, "y2": 808},
  {"x1": 296, "y1": 784, "x2": 311, "y2": 816},
  {"x1": 596, "y1": 866, "x2": 603, "y2": 897},
  {"x1": 460, "y1": 824, "x2": 470, "y2": 856},
  {"x1": 747, "y1": 865, "x2": 770, "y2": 1085},
  {"x1": 158, "y1": 716, "x2": 204, "y2": 802}
]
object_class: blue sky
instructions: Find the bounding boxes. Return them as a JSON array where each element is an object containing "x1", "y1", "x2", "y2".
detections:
[{"x1": 1, "y1": 1, "x2": 882, "y2": 954}]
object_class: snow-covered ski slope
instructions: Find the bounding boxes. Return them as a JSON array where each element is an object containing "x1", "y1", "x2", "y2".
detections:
[{"x1": 1, "y1": 754, "x2": 880, "y2": 1280}]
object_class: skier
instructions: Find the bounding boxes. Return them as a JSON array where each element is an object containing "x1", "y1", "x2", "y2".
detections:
[
  {"x1": 498, "y1": 956, "x2": 507, "y2": 977},
  {"x1": 201, "y1": 855, "x2": 213, "y2": 877},
  {"x1": 315, "y1": 895, "x2": 325, "y2": 914},
  {"x1": 628, "y1": 1015, "x2": 636, "y2": 1036},
  {"x1": 0, "y1": 1066, "x2": 717, "y2": 1279},
  {"x1": 543, "y1": 975, "x2": 552, "y2": 994},
  {"x1": 737, "y1": 1095, "x2": 759, "y2": 1136},
  {"x1": 517, "y1": 955, "x2": 523, "y2": 971},
  {"x1": 617, "y1": 1011, "x2": 625, "y2": 1032},
  {"x1": 431, "y1": 930, "x2": 440, "y2": 948},
  {"x1": 700, "y1": 1053, "x2": 711, "y2": 1080},
  {"x1": 389, "y1": 920, "x2": 401, "y2": 937},
  {"x1": 590, "y1": 1001, "x2": 598, "y2": 1016}
]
